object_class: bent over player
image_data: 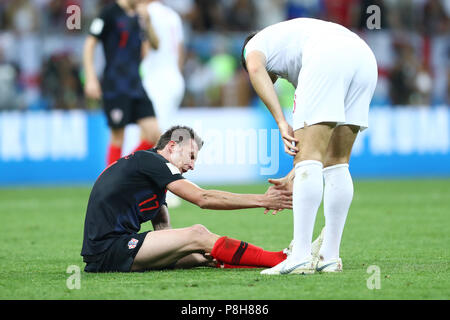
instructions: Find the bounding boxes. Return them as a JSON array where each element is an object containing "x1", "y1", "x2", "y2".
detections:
[
  {"x1": 83, "y1": 0, "x2": 160, "y2": 166},
  {"x1": 242, "y1": 18, "x2": 378, "y2": 274},
  {"x1": 81, "y1": 126, "x2": 293, "y2": 272}
]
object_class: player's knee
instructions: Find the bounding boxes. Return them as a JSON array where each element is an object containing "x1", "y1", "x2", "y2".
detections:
[
  {"x1": 189, "y1": 224, "x2": 211, "y2": 236},
  {"x1": 188, "y1": 224, "x2": 213, "y2": 249}
]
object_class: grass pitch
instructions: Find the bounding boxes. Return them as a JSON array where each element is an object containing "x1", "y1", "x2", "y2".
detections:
[{"x1": 0, "y1": 179, "x2": 449, "y2": 300}]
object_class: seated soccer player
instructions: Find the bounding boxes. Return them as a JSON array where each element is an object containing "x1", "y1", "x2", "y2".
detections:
[{"x1": 81, "y1": 125, "x2": 292, "y2": 272}]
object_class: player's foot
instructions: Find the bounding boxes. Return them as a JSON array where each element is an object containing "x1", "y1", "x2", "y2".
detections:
[
  {"x1": 283, "y1": 240, "x2": 293, "y2": 256},
  {"x1": 311, "y1": 227, "x2": 325, "y2": 260},
  {"x1": 261, "y1": 256, "x2": 315, "y2": 275},
  {"x1": 315, "y1": 256, "x2": 343, "y2": 273},
  {"x1": 260, "y1": 241, "x2": 292, "y2": 275}
]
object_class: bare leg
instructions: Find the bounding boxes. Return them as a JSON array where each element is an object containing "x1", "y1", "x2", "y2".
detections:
[
  {"x1": 324, "y1": 125, "x2": 359, "y2": 167},
  {"x1": 131, "y1": 224, "x2": 220, "y2": 271},
  {"x1": 110, "y1": 127, "x2": 125, "y2": 148}
]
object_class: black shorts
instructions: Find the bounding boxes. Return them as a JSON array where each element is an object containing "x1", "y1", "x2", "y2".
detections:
[
  {"x1": 103, "y1": 94, "x2": 155, "y2": 129},
  {"x1": 83, "y1": 231, "x2": 149, "y2": 273}
]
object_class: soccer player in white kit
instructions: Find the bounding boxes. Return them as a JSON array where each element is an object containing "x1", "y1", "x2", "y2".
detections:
[
  {"x1": 141, "y1": 0, "x2": 185, "y2": 131},
  {"x1": 242, "y1": 18, "x2": 378, "y2": 274}
]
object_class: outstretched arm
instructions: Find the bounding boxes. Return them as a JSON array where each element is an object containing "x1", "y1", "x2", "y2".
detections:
[{"x1": 167, "y1": 179, "x2": 292, "y2": 211}]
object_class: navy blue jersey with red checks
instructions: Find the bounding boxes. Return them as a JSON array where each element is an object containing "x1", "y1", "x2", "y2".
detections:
[
  {"x1": 81, "y1": 149, "x2": 184, "y2": 257},
  {"x1": 89, "y1": 2, "x2": 147, "y2": 98}
]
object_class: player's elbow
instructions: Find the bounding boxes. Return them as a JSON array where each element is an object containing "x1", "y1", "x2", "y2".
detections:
[{"x1": 246, "y1": 58, "x2": 264, "y2": 75}]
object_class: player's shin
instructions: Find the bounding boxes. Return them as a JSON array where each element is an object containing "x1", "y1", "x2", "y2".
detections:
[
  {"x1": 319, "y1": 164, "x2": 353, "y2": 261},
  {"x1": 210, "y1": 236, "x2": 286, "y2": 267},
  {"x1": 290, "y1": 160, "x2": 324, "y2": 262}
]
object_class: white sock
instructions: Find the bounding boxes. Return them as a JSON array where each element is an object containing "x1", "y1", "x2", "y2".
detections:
[
  {"x1": 291, "y1": 160, "x2": 324, "y2": 262},
  {"x1": 319, "y1": 164, "x2": 354, "y2": 261}
]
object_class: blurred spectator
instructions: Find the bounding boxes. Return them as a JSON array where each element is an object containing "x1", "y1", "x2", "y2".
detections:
[
  {"x1": 225, "y1": 0, "x2": 257, "y2": 32},
  {"x1": 41, "y1": 52, "x2": 84, "y2": 110},
  {"x1": 0, "y1": 0, "x2": 447, "y2": 109},
  {"x1": 189, "y1": 0, "x2": 226, "y2": 32},
  {"x1": 321, "y1": 0, "x2": 359, "y2": 28},
  {"x1": 389, "y1": 41, "x2": 432, "y2": 106},
  {"x1": 0, "y1": 47, "x2": 22, "y2": 110},
  {"x1": 422, "y1": 0, "x2": 449, "y2": 36},
  {"x1": 256, "y1": 0, "x2": 286, "y2": 28}
]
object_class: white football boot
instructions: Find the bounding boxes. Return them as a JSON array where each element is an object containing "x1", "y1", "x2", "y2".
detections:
[
  {"x1": 315, "y1": 256, "x2": 343, "y2": 273},
  {"x1": 260, "y1": 230, "x2": 324, "y2": 275},
  {"x1": 260, "y1": 240, "x2": 293, "y2": 275},
  {"x1": 278, "y1": 256, "x2": 316, "y2": 275},
  {"x1": 311, "y1": 227, "x2": 325, "y2": 260}
]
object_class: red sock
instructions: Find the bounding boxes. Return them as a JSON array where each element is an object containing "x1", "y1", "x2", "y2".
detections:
[
  {"x1": 211, "y1": 236, "x2": 286, "y2": 268},
  {"x1": 107, "y1": 144, "x2": 122, "y2": 166},
  {"x1": 133, "y1": 140, "x2": 153, "y2": 152}
]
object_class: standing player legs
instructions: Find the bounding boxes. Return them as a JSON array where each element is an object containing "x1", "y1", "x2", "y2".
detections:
[
  {"x1": 289, "y1": 122, "x2": 335, "y2": 263},
  {"x1": 319, "y1": 125, "x2": 359, "y2": 262},
  {"x1": 107, "y1": 127, "x2": 125, "y2": 165}
]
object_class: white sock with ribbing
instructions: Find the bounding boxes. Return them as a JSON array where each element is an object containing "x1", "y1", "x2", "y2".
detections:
[
  {"x1": 290, "y1": 160, "x2": 324, "y2": 262},
  {"x1": 319, "y1": 164, "x2": 354, "y2": 261}
]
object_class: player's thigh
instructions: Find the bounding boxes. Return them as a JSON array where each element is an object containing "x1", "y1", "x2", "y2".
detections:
[
  {"x1": 131, "y1": 225, "x2": 219, "y2": 271},
  {"x1": 293, "y1": 122, "x2": 336, "y2": 165},
  {"x1": 324, "y1": 125, "x2": 360, "y2": 167}
]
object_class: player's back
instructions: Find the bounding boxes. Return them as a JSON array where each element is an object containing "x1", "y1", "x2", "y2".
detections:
[{"x1": 246, "y1": 18, "x2": 360, "y2": 86}]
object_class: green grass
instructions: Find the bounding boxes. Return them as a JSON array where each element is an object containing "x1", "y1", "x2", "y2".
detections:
[{"x1": 0, "y1": 179, "x2": 449, "y2": 300}]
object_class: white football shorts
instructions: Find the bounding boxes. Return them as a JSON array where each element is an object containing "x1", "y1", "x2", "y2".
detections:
[{"x1": 292, "y1": 35, "x2": 378, "y2": 131}]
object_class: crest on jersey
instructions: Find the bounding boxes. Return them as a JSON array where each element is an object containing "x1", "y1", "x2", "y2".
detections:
[{"x1": 128, "y1": 238, "x2": 139, "y2": 249}]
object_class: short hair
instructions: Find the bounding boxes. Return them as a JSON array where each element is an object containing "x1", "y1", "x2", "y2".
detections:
[
  {"x1": 240, "y1": 31, "x2": 258, "y2": 72},
  {"x1": 155, "y1": 125, "x2": 204, "y2": 151}
]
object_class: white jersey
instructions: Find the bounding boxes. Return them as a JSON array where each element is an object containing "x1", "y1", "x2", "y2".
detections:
[
  {"x1": 141, "y1": 1, "x2": 184, "y2": 74},
  {"x1": 244, "y1": 18, "x2": 360, "y2": 87}
]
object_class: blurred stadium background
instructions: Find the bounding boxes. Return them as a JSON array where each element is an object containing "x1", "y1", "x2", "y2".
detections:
[{"x1": 0, "y1": 0, "x2": 448, "y2": 185}]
